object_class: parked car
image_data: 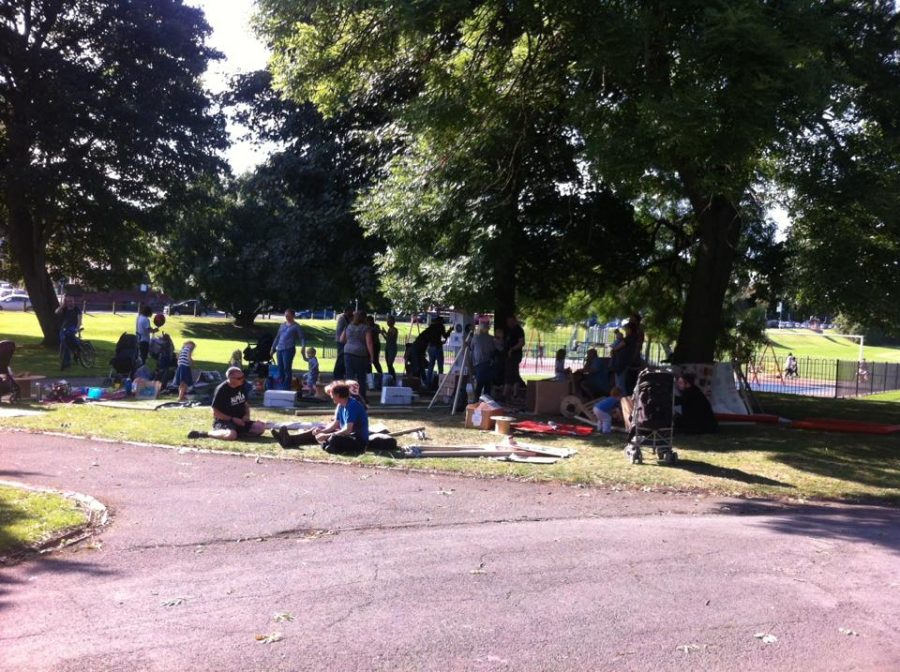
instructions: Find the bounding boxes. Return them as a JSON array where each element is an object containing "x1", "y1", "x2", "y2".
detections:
[
  {"x1": 0, "y1": 293, "x2": 32, "y2": 311},
  {"x1": 169, "y1": 299, "x2": 209, "y2": 316},
  {"x1": 766, "y1": 320, "x2": 780, "y2": 328}
]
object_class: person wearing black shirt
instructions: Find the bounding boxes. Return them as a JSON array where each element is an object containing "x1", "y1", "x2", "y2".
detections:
[
  {"x1": 674, "y1": 373, "x2": 718, "y2": 434},
  {"x1": 187, "y1": 367, "x2": 266, "y2": 441},
  {"x1": 55, "y1": 294, "x2": 82, "y2": 370},
  {"x1": 421, "y1": 316, "x2": 451, "y2": 388}
]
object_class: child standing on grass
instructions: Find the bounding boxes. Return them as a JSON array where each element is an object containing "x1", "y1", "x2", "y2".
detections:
[
  {"x1": 301, "y1": 346, "x2": 319, "y2": 396},
  {"x1": 593, "y1": 386, "x2": 623, "y2": 434},
  {"x1": 174, "y1": 340, "x2": 196, "y2": 401}
]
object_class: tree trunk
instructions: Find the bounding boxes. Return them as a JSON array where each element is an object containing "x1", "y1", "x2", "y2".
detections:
[
  {"x1": 4, "y1": 185, "x2": 61, "y2": 347},
  {"x1": 671, "y1": 194, "x2": 742, "y2": 363}
]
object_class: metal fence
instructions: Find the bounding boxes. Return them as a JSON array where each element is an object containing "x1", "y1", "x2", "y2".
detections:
[{"x1": 744, "y1": 355, "x2": 900, "y2": 398}]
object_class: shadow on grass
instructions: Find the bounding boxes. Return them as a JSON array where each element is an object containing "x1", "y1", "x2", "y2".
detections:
[
  {"x1": 773, "y1": 443, "x2": 900, "y2": 490},
  {"x1": 718, "y1": 499, "x2": 900, "y2": 553},
  {"x1": 675, "y1": 459, "x2": 793, "y2": 488},
  {"x1": 758, "y1": 392, "x2": 900, "y2": 424}
]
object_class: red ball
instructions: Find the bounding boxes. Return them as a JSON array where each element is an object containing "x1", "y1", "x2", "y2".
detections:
[{"x1": 153, "y1": 313, "x2": 166, "y2": 327}]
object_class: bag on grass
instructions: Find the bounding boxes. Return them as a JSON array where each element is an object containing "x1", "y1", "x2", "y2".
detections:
[{"x1": 366, "y1": 435, "x2": 398, "y2": 453}]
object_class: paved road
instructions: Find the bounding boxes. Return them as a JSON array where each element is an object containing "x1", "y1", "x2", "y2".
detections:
[{"x1": 1, "y1": 431, "x2": 898, "y2": 671}]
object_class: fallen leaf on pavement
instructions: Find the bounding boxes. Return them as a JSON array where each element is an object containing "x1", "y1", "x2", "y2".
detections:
[
  {"x1": 273, "y1": 612, "x2": 295, "y2": 622},
  {"x1": 256, "y1": 632, "x2": 283, "y2": 644}
]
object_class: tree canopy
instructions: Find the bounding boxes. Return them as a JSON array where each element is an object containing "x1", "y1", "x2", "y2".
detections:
[
  {"x1": 258, "y1": 0, "x2": 899, "y2": 361},
  {"x1": 0, "y1": 0, "x2": 225, "y2": 343},
  {"x1": 155, "y1": 70, "x2": 391, "y2": 325}
]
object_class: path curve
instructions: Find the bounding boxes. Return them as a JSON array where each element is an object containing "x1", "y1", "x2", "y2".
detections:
[{"x1": 1, "y1": 431, "x2": 898, "y2": 671}]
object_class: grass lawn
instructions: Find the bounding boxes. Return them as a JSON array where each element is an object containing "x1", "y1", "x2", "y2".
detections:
[
  {"x1": 0, "y1": 312, "x2": 364, "y2": 378},
  {"x1": 0, "y1": 485, "x2": 89, "y2": 555},
  {"x1": 765, "y1": 329, "x2": 900, "y2": 363},
  {"x1": 1, "y1": 391, "x2": 897, "y2": 505},
  {"x1": 4, "y1": 313, "x2": 900, "y2": 379}
]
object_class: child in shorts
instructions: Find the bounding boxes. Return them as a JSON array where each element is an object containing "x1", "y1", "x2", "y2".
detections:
[
  {"x1": 301, "y1": 346, "x2": 319, "y2": 396},
  {"x1": 174, "y1": 340, "x2": 196, "y2": 401}
]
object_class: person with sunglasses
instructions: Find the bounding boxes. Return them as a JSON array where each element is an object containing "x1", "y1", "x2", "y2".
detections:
[{"x1": 188, "y1": 367, "x2": 265, "y2": 441}]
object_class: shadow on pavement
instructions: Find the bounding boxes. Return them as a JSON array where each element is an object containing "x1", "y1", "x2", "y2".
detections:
[
  {"x1": 718, "y1": 499, "x2": 900, "y2": 554},
  {"x1": 0, "y1": 555, "x2": 116, "y2": 614}
]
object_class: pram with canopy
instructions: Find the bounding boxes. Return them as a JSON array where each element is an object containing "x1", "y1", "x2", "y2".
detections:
[
  {"x1": 0, "y1": 341, "x2": 21, "y2": 403},
  {"x1": 624, "y1": 368, "x2": 677, "y2": 465},
  {"x1": 243, "y1": 332, "x2": 275, "y2": 378},
  {"x1": 108, "y1": 332, "x2": 141, "y2": 382}
]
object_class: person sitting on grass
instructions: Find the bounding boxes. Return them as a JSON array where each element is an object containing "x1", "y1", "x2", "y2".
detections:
[
  {"x1": 592, "y1": 386, "x2": 623, "y2": 434},
  {"x1": 674, "y1": 372, "x2": 717, "y2": 434},
  {"x1": 188, "y1": 367, "x2": 265, "y2": 441},
  {"x1": 312, "y1": 381, "x2": 369, "y2": 454}
]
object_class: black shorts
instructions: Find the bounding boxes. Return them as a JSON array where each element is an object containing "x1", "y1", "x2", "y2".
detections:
[{"x1": 213, "y1": 419, "x2": 251, "y2": 435}]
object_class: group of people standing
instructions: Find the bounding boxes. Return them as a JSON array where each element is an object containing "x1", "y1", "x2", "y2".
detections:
[{"x1": 332, "y1": 308, "x2": 399, "y2": 400}]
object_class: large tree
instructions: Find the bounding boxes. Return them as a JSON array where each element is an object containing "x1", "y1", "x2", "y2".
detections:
[
  {"x1": 155, "y1": 70, "x2": 393, "y2": 324},
  {"x1": 0, "y1": 0, "x2": 225, "y2": 343},
  {"x1": 781, "y1": 1, "x2": 900, "y2": 337},
  {"x1": 258, "y1": 0, "x2": 897, "y2": 361}
]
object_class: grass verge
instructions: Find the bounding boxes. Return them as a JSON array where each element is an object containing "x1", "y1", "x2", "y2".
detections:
[
  {"x1": 1, "y1": 391, "x2": 898, "y2": 505},
  {"x1": 0, "y1": 485, "x2": 89, "y2": 555}
]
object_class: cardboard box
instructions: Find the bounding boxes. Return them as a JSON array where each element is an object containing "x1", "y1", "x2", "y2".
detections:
[
  {"x1": 527, "y1": 379, "x2": 573, "y2": 414},
  {"x1": 465, "y1": 403, "x2": 504, "y2": 430},
  {"x1": 264, "y1": 389, "x2": 296, "y2": 408}
]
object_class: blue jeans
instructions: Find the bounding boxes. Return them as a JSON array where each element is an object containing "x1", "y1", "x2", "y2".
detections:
[
  {"x1": 474, "y1": 361, "x2": 493, "y2": 399},
  {"x1": 425, "y1": 345, "x2": 444, "y2": 386},
  {"x1": 344, "y1": 353, "x2": 370, "y2": 400},
  {"x1": 59, "y1": 328, "x2": 77, "y2": 369},
  {"x1": 276, "y1": 348, "x2": 296, "y2": 391}
]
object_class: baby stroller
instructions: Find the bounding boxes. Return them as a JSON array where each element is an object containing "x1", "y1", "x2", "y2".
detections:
[
  {"x1": 0, "y1": 341, "x2": 21, "y2": 403},
  {"x1": 624, "y1": 368, "x2": 677, "y2": 465},
  {"x1": 107, "y1": 332, "x2": 141, "y2": 382},
  {"x1": 243, "y1": 332, "x2": 275, "y2": 378}
]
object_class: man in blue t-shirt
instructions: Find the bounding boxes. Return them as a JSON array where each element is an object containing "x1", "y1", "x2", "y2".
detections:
[{"x1": 313, "y1": 382, "x2": 369, "y2": 454}]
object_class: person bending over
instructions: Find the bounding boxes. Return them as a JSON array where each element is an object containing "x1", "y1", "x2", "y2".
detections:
[
  {"x1": 593, "y1": 387, "x2": 623, "y2": 434},
  {"x1": 313, "y1": 382, "x2": 369, "y2": 454},
  {"x1": 188, "y1": 367, "x2": 265, "y2": 441}
]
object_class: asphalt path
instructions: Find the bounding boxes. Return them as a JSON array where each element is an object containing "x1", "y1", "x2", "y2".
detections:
[{"x1": 1, "y1": 431, "x2": 898, "y2": 671}]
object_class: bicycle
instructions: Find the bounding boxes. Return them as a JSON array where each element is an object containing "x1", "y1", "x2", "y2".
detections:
[{"x1": 60, "y1": 328, "x2": 96, "y2": 369}]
